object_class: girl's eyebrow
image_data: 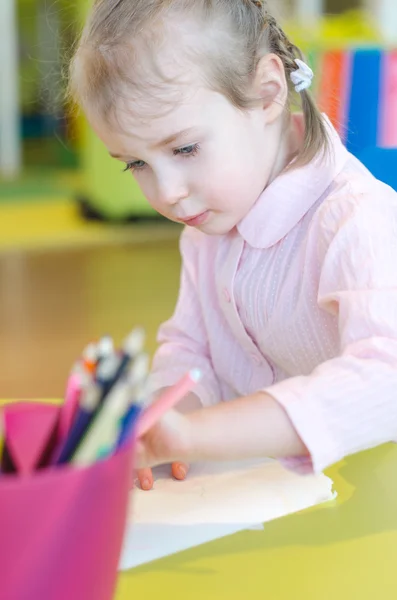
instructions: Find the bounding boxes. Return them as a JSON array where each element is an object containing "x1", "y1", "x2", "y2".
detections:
[
  {"x1": 109, "y1": 127, "x2": 199, "y2": 159},
  {"x1": 153, "y1": 127, "x2": 198, "y2": 148},
  {"x1": 109, "y1": 152, "x2": 131, "y2": 159}
]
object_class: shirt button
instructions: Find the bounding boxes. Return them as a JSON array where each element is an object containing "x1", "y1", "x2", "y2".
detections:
[{"x1": 223, "y1": 288, "x2": 231, "y2": 303}]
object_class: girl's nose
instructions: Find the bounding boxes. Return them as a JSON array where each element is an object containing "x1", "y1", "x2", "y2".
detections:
[{"x1": 156, "y1": 172, "x2": 189, "y2": 207}]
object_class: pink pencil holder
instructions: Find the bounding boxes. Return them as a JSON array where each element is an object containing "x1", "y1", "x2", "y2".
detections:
[{"x1": 0, "y1": 429, "x2": 134, "y2": 600}]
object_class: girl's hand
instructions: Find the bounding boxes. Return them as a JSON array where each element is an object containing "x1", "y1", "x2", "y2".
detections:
[{"x1": 135, "y1": 409, "x2": 193, "y2": 491}]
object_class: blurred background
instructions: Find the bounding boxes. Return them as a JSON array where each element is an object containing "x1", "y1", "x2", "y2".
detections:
[{"x1": 0, "y1": 0, "x2": 396, "y2": 399}]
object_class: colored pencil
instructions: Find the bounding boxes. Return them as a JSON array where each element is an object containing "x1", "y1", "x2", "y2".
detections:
[
  {"x1": 136, "y1": 369, "x2": 202, "y2": 438},
  {"x1": 128, "y1": 352, "x2": 149, "y2": 389},
  {"x1": 115, "y1": 359, "x2": 151, "y2": 450},
  {"x1": 102, "y1": 328, "x2": 145, "y2": 397},
  {"x1": 71, "y1": 382, "x2": 131, "y2": 467},
  {"x1": 50, "y1": 371, "x2": 87, "y2": 464},
  {"x1": 58, "y1": 372, "x2": 84, "y2": 441},
  {"x1": 97, "y1": 335, "x2": 114, "y2": 364},
  {"x1": 55, "y1": 383, "x2": 102, "y2": 465},
  {"x1": 116, "y1": 404, "x2": 142, "y2": 450},
  {"x1": 82, "y1": 343, "x2": 98, "y2": 375},
  {"x1": 96, "y1": 352, "x2": 123, "y2": 401}
]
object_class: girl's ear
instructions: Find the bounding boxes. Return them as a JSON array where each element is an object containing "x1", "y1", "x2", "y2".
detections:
[{"x1": 253, "y1": 53, "x2": 288, "y2": 123}]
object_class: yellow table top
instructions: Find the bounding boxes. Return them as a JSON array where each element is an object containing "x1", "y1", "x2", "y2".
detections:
[{"x1": 116, "y1": 444, "x2": 397, "y2": 600}]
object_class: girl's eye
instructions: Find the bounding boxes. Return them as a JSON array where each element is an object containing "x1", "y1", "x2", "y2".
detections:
[
  {"x1": 122, "y1": 143, "x2": 200, "y2": 173},
  {"x1": 123, "y1": 160, "x2": 146, "y2": 173},
  {"x1": 173, "y1": 143, "x2": 200, "y2": 157}
]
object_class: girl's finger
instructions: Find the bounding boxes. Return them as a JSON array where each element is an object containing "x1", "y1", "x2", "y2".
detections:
[
  {"x1": 171, "y1": 461, "x2": 189, "y2": 481},
  {"x1": 137, "y1": 467, "x2": 154, "y2": 491}
]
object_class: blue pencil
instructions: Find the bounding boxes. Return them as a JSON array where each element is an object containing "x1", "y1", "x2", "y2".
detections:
[
  {"x1": 55, "y1": 383, "x2": 101, "y2": 465},
  {"x1": 117, "y1": 404, "x2": 142, "y2": 450},
  {"x1": 96, "y1": 335, "x2": 114, "y2": 365},
  {"x1": 96, "y1": 353, "x2": 122, "y2": 400},
  {"x1": 116, "y1": 353, "x2": 150, "y2": 449}
]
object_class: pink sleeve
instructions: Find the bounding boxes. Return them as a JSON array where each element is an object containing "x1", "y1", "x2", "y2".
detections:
[
  {"x1": 268, "y1": 191, "x2": 397, "y2": 473},
  {"x1": 149, "y1": 228, "x2": 221, "y2": 407}
]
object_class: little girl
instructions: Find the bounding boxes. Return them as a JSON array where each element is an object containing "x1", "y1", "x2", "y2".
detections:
[{"x1": 70, "y1": 0, "x2": 397, "y2": 491}]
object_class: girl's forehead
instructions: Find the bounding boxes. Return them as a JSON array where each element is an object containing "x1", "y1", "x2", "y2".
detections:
[
  {"x1": 106, "y1": 57, "x2": 201, "y2": 118},
  {"x1": 93, "y1": 85, "x2": 237, "y2": 155},
  {"x1": 111, "y1": 84, "x2": 228, "y2": 133}
]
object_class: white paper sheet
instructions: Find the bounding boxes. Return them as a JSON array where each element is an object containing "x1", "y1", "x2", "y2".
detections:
[{"x1": 119, "y1": 458, "x2": 335, "y2": 570}]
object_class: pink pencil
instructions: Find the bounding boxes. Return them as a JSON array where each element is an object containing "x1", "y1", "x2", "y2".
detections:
[
  {"x1": 136, "y1": 369, "x2": 202, "y2": 437},
  {"x1": 51, "y1": 370, "x2": 86, "y2": 465}
]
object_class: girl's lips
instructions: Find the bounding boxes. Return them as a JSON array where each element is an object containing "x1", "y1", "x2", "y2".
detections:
[{"x1": 179, "y1": 211, "x2": 210, "y2": 226}]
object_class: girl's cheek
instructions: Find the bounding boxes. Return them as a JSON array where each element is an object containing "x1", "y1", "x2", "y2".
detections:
[{"x1": 135, "y1": 178, "x2": 156, "y2": 206}]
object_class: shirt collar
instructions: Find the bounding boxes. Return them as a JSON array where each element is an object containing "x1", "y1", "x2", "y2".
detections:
[{"x1": 237, "y1": 115, "x2": 350, "y2": 249}]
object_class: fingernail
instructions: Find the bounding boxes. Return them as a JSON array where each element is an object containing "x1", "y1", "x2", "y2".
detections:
[
  {"x1": 177, "y1": 465, "x2": 187, "y2": 479},
  {"x1": 142, "y1": 478, "x2": 151, "y2": 490}
]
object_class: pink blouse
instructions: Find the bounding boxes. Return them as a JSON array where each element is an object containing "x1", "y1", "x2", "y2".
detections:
[{"x1": 150, "y1": 117, "x2": 397, "y2": 473}]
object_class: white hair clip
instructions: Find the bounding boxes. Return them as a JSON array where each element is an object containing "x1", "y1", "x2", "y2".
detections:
[{"x1": 290, "y1": 59, "x2": 314, "y2": 93}]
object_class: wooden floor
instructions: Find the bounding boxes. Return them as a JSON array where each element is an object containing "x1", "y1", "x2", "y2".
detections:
[{"x1": 0, "y1": 238, "x2": 181, "y2": 399}]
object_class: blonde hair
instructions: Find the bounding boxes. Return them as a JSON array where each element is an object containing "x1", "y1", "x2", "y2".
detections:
[{"x1": 69, "y1": 0, "x2": 328, "y2": 166}]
